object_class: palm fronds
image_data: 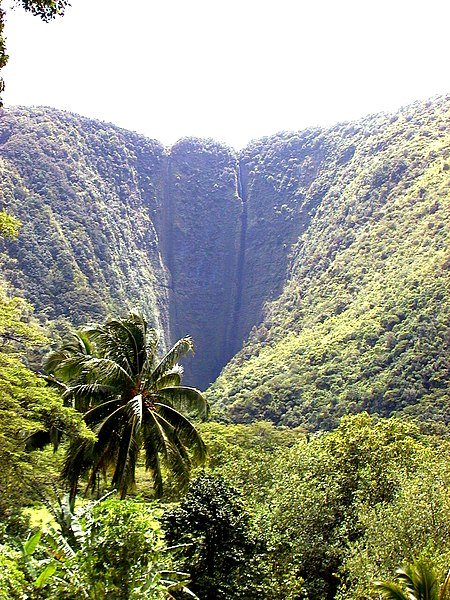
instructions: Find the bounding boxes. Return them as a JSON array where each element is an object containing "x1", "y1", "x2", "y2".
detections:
[
  {"x1": 149, "y1": 336, "x2": 195, "y2": 386},
  {"x1": 47, "y1": 311, "x2": 208, "y2": 501},
  {"x1": 86, "y1": 311, "x2": 150, "y2": 377},
  {"x1": 374, "y1": 580, "x2": 409, "y2": 600},
  {"x1": 374, "y1": 559, "x2": 446, "y2": 600},
  {"x1": 396, "y1": 561, "x2": 439, "y2": 600},
  {"x1": 155, "y1": 385, "x2": 209, "y2": 419},
  {"x1": 152, "y1": 364, "x2": 183, "y2": 389},
  {"x1": 154, "y1": 403, "x2": 207, "y2": 465},
  {"x1": 44, "y1": 331, "x2": 94, "y2": 380}
]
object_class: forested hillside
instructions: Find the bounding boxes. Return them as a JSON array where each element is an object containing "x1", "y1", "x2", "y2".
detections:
[
  {"x1": 0, "y1": 97, "x2": 448, "y2": 423},
  {"x1": 1, "y1": 97, "x2": 450, "y2": 600},
  {"x1": 0, "y1": 107, "x2": 170, "y2": 336},
  {"x1": 209, "y1": 98, "x2": 450, "y2": 428}
]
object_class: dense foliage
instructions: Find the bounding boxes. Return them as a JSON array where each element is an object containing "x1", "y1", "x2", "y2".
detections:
[
  {"x1": 0, "y1": 107, "x2": 169, "y2": 329},
  {"x1": 163, "y1": 474, "x2": 264, "y2": 599},
  {"x1": 0, "y1": 285, "x2": 88, "y2": 532},
  {"x1": 3, "y1": 349, "x2": 450, "y2": 599},
  {"x1": 1, "y1": 96, "x2": 450, "y2": 599},
  {"x1": 209, "y1": 96, "x2": 450, "y2": 428},
  {"x1": 200, "y1": 415, "x2": 450, "y2": 600},
  {"x1": 0, "y1": 98, "x2": 448, "y2": 420}
]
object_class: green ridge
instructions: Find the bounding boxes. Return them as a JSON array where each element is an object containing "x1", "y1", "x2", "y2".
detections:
[{"x1": 208, "y1": 97, "x2": 450, "y2": 428}]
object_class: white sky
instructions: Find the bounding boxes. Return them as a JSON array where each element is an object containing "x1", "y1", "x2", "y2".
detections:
[{"x1": 2, "y1": 0, "x2": 450, "y2": 149}]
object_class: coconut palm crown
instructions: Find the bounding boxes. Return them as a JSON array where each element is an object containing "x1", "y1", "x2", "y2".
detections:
[
  {"x1": 374, "y1": 559, "x2": 450, "y2": 600},
  {"x1": 45, "y1": 311, "x2": 209, "y2": 502}
]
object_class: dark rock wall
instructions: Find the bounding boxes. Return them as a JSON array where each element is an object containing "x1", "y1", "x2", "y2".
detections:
[
  {"x1": 234, "y1": 131, "x2": 336, "y2": 347},
  {"x1": 159, "y1": 139, "x2": 242, "y2": 388}
]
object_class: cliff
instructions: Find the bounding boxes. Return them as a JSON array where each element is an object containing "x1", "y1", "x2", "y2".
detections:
[
  {"x1": 208, "y1": 98, "x2": 450, "y2": 428},
  {"x1": 0, "y1": 98, "x2": 448, "y2": 426}
]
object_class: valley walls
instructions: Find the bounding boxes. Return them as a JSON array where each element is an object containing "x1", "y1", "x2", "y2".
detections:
[
  {"x1": 0, "y1": 108, "x2": 326, "y2": 388},
  {"x1": 0, "y1": 98, "x2": 448, "y2": 413}
]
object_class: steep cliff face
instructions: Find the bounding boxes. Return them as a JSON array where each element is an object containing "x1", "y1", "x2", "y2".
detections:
[
  {"x1": 208, "y1": 97, "x2": 450, "y2": 428},
  {"x1": 159, "y1": 138, "x2": 242, "y2": 388},
  {"x1": 0, "y1": 109, "x2": 250, "y2": 387},
  {"x1": 234, "y1": 129, "x2": 340, "y2": 346}
]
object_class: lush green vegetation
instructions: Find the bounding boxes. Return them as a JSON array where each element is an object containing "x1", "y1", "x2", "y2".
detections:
[
  {"x1": 0, "y1": 97, "x2": 450, "y2": 598},
  {"x1": 0, "y1": 107, "x2": 169, "y2": 329},
  {"x1": 6, "y1": 409, "x2": 450, "y2": 599},
  {"x1": 209, "y1": 96, "x2": 450, "y2": 428},
  {"x1": 1, "y1": 97, "x2": 448, "y2": 416},
  {"x1": 1, "y1": 283, "x2": 450, "y2": 598},
  {"x1": 0, "y1": 285, "x2": 89, "y2": 529},
  {"x1": 1, "y1": 369, "x2": 448, "y2": 600},
  {"x1": 44, "y1": 311, "x2": 208, "y2": 502}
]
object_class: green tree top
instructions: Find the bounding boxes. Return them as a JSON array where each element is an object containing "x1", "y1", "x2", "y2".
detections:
[
  {"x1": 0, "y1": 1, "x2": 70, "y2": 103},
  {"x1": 45, "y1": 311, "x2": 209, "y2": 502}
]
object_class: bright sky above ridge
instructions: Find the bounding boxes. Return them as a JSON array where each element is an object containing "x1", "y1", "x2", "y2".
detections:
[{"x1": 2, "y1": 0, "x2": 450, "y2": 150}]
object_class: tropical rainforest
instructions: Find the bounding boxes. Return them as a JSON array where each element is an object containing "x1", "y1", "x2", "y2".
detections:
[{"x1": 0, "y1": 94, "x2": 449, "y2": 599}]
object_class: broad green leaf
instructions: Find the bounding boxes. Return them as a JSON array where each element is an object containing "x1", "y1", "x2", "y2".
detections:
[
  {"x1": 35, "y1": 563, "x2": 57, "y2": 588},
  {"x1": 23, "y1": 531, "x2": 42, "y2": 557}
]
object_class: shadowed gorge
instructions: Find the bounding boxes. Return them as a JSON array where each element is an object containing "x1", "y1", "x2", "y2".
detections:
[
  {"x1": 159, "y1": 139, "x2": 242, "y2": 388},
  {"x1": 0, "y1": 98, "x2": 448, "y2": 423},
  {"x1": 0, "y1": 108, "x2": 271, "y2": 388}
]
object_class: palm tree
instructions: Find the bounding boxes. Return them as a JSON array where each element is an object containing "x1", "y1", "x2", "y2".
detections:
[
  {"x1": 45, "y1": 311, "x2": 209, "y2": 503},
  {"x1": 374, "y1": 559, "x2": 450, "y2": 600}
]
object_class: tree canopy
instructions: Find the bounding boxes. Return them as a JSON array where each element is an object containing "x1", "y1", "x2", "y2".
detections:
[
  {"x1": 0, "y1": 0, "x2": 70, "y2": 104},
  {"x1": 45, "y1": 311, "x2": 209, "y2": 502}
]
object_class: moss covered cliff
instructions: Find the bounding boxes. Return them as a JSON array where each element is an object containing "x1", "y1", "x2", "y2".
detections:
[
  {"x1": 0, "y1": 98, "x2": 448, "y2": 426},
  {"x1": 208, "y1": 97, "x2": 450, "y2": 428}
]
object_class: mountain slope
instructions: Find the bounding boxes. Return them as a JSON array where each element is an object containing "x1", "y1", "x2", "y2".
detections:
[
  {"x1": 0, "y1": 107, "x2": 170, "y2": 334},
  {"x1": 0, "y1": 108, "x2": 244, "y2": 386},
  {"x1": 0, "y1": 98, "x2": 448, "y2": 425},
  {"x1": 207, "y1": 97, "x2": 450, "y2": 428}
]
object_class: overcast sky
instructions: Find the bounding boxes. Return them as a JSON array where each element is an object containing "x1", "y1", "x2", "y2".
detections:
[{"x1": 2, "y1": 0, "x2": 450, "y2": 149}]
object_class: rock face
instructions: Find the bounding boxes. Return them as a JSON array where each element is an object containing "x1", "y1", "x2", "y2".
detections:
[
  {"x1": 0, "y1": 98, "x2": 449, "y2": 420},
  {"x1": 234, "y1": 130, "x2": 336, "y2": 347},
  {"x1": 159, "y1": 139, "x2": 242, "y2": 388},
  {"x1": 208, "y1": 99, "x2": 450, "y2": 428}
]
